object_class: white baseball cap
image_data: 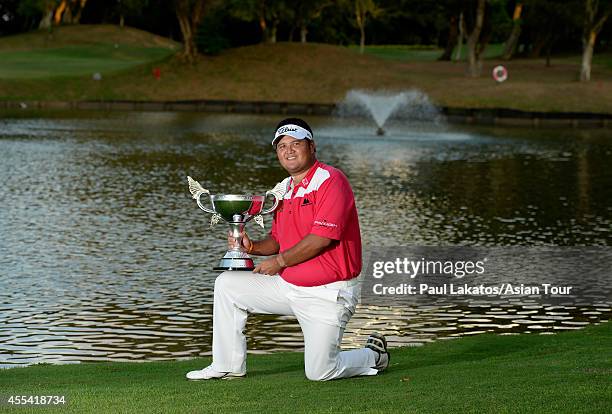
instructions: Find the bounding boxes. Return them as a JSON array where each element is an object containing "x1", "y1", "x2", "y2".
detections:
[{"x1": 272, "y1": 123, "x2": 313, "y2": 148}]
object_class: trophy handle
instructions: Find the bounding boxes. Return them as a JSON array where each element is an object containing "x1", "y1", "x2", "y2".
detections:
[
  {"x1": 187, "y1": 176, "x2": 216, "y2": 214},
  {"x1": 260, "y1": 181, "x2": 286, "y2": 215},
  {"x1": 196, "y1": 194, "x2": 216, "y2": 215}
]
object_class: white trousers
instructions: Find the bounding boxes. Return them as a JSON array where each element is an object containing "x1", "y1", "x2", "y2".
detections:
[{"x1": 211, "y1": 271, "x2": 378, "y2": 381}]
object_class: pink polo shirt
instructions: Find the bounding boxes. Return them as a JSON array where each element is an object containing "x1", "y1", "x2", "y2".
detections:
[{"x1": 270, "y1": 160, "x2": 362, "y2": 287}]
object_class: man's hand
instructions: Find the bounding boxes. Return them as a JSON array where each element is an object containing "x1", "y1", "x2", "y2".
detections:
[
  {"x1": 240, "y1": 231, "x2": 253, "y2": 251},
  {"x1": 228, "y1": 231, "x2": 252, "y2": 251},
  {"x1": 253, "y1": 257, "x2": 282, "y2": 275},
  {"x1": 252, "y1": 234, "x2": 332, "y2": 275}
]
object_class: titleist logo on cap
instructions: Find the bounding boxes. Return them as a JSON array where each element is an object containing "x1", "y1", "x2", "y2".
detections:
[
  {"x1": 277, "y1": 126, "x2": 299, "y2": 135},
  {"x1": 273, "y1": 124, "x2": 313, "y2": 146}
]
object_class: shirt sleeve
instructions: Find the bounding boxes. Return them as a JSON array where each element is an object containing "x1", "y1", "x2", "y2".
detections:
[{"x1": 309, "y1": 173, "x2": 354, "y2": 240}]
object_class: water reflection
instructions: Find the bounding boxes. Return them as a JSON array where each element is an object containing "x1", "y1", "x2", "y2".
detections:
[{"x1": 0, "y1": 112, "x2": 610, "y2": 366}]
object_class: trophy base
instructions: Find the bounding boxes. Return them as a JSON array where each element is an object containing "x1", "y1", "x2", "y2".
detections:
[
  {"x1": 213, "y1": 266, "x2": 253, "y2": 271},
  {"x1": 214, "y1": 256, "x2": 255, "y2": 271}
]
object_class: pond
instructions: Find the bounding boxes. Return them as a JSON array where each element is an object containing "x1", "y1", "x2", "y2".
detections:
[{"x1": 1, "y1": 111, "x2": 610, "y2": 367}]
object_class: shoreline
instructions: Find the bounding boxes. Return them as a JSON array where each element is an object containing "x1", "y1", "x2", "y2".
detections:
[{"x1": 2, "y1": 99, "x2": 611, "y2": 128}]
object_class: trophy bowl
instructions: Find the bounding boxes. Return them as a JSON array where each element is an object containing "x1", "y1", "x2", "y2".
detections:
[
  {"x1": 211, "y1": 195, "x2": 265, "y2": 223},
  {"x1": 187, "y1": 177, "x2": 286, "y2": 271}
]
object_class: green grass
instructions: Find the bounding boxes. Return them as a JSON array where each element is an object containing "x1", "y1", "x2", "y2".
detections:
[
  {"x1": 454, "y1": 42, "x2": 505, "y2": 59},
  {"x1": 1, "y1": 322, "x2": 610, "y2": 413},
  {"x1": 591, "y1": 52, "x2": 612, "y2": 70},
  {"x1": 0, "y1": 44, "x2": 175, "y2": 79},
  {"x1": 353, "y1": 45, "x2": 443, "y2": 61},
  {"x1": 356, "y1": 43, "x2": 505, "y2": 62}
]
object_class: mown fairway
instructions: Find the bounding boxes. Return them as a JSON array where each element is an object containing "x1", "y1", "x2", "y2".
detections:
[
  {"x1": 0, "y1": 25, "x2": 178, "y2": 79},
  {"x1": 0, "y1": 45, "x2": 175, "y2": 79},
  {"x1": 0, "y1": 322, "x2": 610, "y2": 413}
]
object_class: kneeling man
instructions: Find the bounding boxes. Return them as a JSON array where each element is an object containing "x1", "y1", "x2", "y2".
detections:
[{"x1": 187, "y1": 118, "x2": 389, "y2": 381}]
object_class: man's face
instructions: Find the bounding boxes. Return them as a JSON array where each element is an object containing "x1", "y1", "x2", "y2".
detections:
[{"x1": 275, "y1": 135, "x2": 316, "y2": 175}]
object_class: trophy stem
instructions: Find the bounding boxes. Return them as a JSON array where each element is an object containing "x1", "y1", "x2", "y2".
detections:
[
  {"x1": 214, "y1": 220, "x2": 254, "y2": 271},
  {"x1": 229, "y1": 222, "x2": 246, "y2": 252}
]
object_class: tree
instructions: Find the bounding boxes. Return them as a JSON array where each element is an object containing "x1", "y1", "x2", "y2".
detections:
[
  {"x1": 53, "y1": 0, "x2": 88, "y2": 24},
  {"x1": 175, "y1": 0, "x2": 207, "y2": 62},
  {"x1": 116, "y1": 0, "x2": 149, "y2": 28},
  {"x1": 453, "y1": 12, "x2": 465, "y2": 60},
  {"x1": 228, "y1": 0, "x2": 291, "y2": 43},
  {"x1": 15, "y1": 0, "x2": 90, "y2": 30},
  {"x1": 501, "y1": 2, "x2": 523, "y2": 59},
  {"x1": 287, "y1": 0, "x2": 331, "y2": 43},
  {"x1": 438, "y1": 0, "x2": 463, "y2": 61},
  {"x1": 264, "y1": 0, "x2": 293, "y2": 43},
  {"x1": 351, "y1": 0, "x2": 382, "y2": 53},
  {"x1": 580, "y1": 0, "x2": 612, "y2": 81},
  {"x1": 309, "y1": 1, "x2": 354, "y2": 44},
  {"x1": 17, "y1": 0, "x2": 59, "y2": 29},
  {"x1": 0, "y1": 0, "x2": 23, "y2": 35},
  {"x1": 439, "y1": 14, "x2": 459, "y2": 60},
  {"x1": 519, "y1": 0, "x2": 581, "y2": 61},
  {"x1": 464, "y1": 0, "x2": 487, "y2": 77}
]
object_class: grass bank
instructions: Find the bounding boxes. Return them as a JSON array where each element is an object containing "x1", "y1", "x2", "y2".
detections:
[
  {"x1": 0, "y1": 322, "x2": 610, "y2": 413},
  {"x1": 0, "y1": 25, "x2": 178, "y2": 79},
  {"x1": 1, "y1": 25, "x2": 612, "y2": 113}
]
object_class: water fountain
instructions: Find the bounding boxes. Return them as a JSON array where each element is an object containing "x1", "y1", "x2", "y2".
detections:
[{"x1": 336, "y1": 89, "x2": 441, "y2": 135}]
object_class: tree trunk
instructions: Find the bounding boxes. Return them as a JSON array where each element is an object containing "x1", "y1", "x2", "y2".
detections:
[
  {"x1": 175, "y1": 0, "x2": 206, "y2": 63},
  {"x1": 120, "y1": 15, "x2": 125, "y2": 28},
  {"x1": 439, "y1": 15, "x2": 458, "y2": 61},
  {"x1": 466, "y1": 0, "x2": 485, "y2": 77},
  {"x1": 269, "y1": 21, "x2": 277, "y2": 43},
  {"x1": 300, "y1": 25, "x2": 307, "y2": 43},
  {"x1": 466, "y1": 38, "x2": 479, "y2": 76},
  {"x1": 579, "y1": 0, "x2": 611, "y2": 81},
  {"x1": 502, "y1": 24, "x2": 521, "y2": 60},
  {"x1": 356, "y1": 5, "x2": 366, "y2": 54},
  {"x1": 288, "y1": 25, "x2": 295, "y2": 42},
  {"x1": 54, "y1": 0, "x2": 67, "y2": 25},
  {"x1": 259, "y1": 16, "x2": 268, "y2": 42},
  {"x1": 502, "y1": 2, "x2": 522, "y2": 60},
  {"x1": 39, "y1": 10, "x2": 53, "y2": 30},
  {"x1": 454, "y1": 12, "x2": 464, "y2": 61},
  {"x1": 62, "y1": 5, "x2": 73, "y2": 24},
  {"x1": 177, "y1": 12, "x2": 196, "y2": 62},
  {"x1": 477, "y1": 30, "x2": 491, "y2": 57},
  {"x1": 73, "y1": 0, "x2": 88, "y2": 24},
  {"x1": 580, "y1": 30, "x2": 596, "y2": 81},
  {"x1": 359, "y1": 25, "x2": 365, "y2": 53},
  {"x1": 529, "y1": 33, "x2": 550, "y2": 58}
]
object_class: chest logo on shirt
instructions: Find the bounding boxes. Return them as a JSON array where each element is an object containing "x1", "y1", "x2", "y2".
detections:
[{"x1": 301, "y1": 198, "x2": 312, "y2": 206}]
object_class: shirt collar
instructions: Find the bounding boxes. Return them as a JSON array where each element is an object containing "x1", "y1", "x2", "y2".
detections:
[
  {"x1": 289, "y1": 160, "x2": 320, "y2": 193},
  {"x1": 298, "y1": 160, "x2": 320, "y2": 189}
]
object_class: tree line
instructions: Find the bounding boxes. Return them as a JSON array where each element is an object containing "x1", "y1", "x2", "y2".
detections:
[{"x1": 1, "y1": 0, "x2": 611, "y2": 81}]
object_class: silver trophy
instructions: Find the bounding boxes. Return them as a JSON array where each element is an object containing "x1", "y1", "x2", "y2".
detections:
[{"x1": 187, "y1": 176, "x2": 286, "y2": 271}]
